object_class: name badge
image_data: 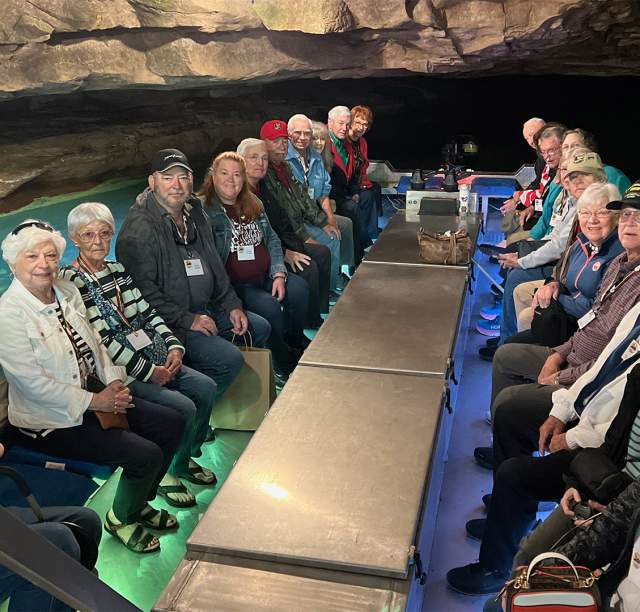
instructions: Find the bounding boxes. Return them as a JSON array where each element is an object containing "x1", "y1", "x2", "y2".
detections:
[
  {"x1": 577, "y1": 309, "x2": 595, "y2": 330},
  {"x1": 307, "y1": 186, "x2": 315, "y2": 200},
  {"x1": 238, "y1": 245, "x2": 255, "y2": 261},
  {"x1": 549, "y1": 213, "x2": 558, "y2": 227},
  {"x1": 127, "y1": 329, "x2": 153, "y2": 350},
  {"x1": 534, "y1": 198, "x2": 544, "y2": 212},
  {"x1": 622, "y1": 338, "x2": 640, "y2": 361},
  {"x1": 184, "y1": 258, "x2": 204, "y2": 276}
]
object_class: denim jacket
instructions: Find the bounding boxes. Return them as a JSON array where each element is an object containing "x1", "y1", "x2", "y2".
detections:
[
  {"x1": 286, "y1": 142, "x2": 332, "y2": 201},
  {"x1": 203, "y1": 194, "x2": 286, "y2": 279}
]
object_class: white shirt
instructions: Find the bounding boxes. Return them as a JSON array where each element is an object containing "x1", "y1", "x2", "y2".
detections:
[
  {"x1": 0, "y1": 278, "x2": 125, "y2": 430},
  {"x1": 550, "y1": 301, "x2": 640, "y2": 450}
]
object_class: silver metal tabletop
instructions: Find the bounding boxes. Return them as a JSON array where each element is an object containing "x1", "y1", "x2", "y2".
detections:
[
  {"x1": 187, "y1": 366, "x2": 445, "y2": 579},
  {"x1": 299, "y1": 263, "x2": 468, "y2": 377},
  {"x1": 154, "y1": 556, "x2": 408, "y2": 612},
  {"x1": 365, "y1": 213, "x2": 481, "y2": 267}
]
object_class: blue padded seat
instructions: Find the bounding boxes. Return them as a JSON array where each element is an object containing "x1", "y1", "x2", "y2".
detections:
[{"x1": 2, "y1": 446, "x2": 115, "y2": 481}]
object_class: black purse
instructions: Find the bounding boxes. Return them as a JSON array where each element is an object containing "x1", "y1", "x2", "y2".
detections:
[
  {"x1": 568, "y1": 448, "x2": 633, "y2": 505},
  {"x1": 530, "y1": 298, "x2": 578, "y2": 348}
]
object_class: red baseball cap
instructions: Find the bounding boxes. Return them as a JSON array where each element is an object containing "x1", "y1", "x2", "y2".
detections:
[{"x1": 260, "y1": 120, "x2": 288, "y2": 141}]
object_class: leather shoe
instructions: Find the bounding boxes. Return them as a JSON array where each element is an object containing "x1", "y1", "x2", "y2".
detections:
[
  {"x1": 474, "y1": 446, "x2": 494, "y2": 470},
  {"x1": 466, "y1": 518, "x2": 486, "y2": 541},
  {"x1": 447, "y1": 562, "x2": 508, "y2": 595}
]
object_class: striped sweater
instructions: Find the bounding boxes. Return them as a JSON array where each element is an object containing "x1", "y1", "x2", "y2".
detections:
[
  {"x1": 60, "y1": 262, "x2": 184, "y2": 382},
  {"x1": 553, "y1": 253, "x2": 640, "y2": 385}
]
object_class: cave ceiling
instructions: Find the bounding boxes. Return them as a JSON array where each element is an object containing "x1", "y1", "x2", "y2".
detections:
[{"x1": 1, "y1": 0, "x2": 639, "y2": 102}]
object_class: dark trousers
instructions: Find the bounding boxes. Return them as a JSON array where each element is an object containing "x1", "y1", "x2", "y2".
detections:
[
  {"x1": 298, "y1": 242, "x2": 331, "y2": 322},
  {"x1": 480, "y1": 451, "x2": 572, "y2": 573},
  {"x1": 335, "y1": 197, "x2": 373, "y2": 265},
  {"x1": 16, "y1": 399, "x2": 184, "y2": 523},
  {"x1": 492, "y1": 383, "x2": 557, "y2": 467},
  {"x1": 0, "y1": 506, "x2": 102, "y2": 612},
  {"x1": 234, "y1": 274, "x2": 309, "y2": 372},
  {"x1": 358, "y1": 185, "x2": 381, "y2": 241}
]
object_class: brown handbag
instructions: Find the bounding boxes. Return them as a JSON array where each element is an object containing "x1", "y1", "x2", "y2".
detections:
[
  {"x1": 417, "y1": 228, "x2": 471, "y2": 265},
  {"x1": 86, "y1": 374, "x2": 129, "y2": 430}
]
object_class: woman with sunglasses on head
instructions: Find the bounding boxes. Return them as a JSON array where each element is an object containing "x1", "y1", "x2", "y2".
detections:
[
  {"x1": 0, "y1": 219, "x2": 187, "y2": 554},
  {"x1": 59, "y1": 203, "x2": 219, "y2": 508}
]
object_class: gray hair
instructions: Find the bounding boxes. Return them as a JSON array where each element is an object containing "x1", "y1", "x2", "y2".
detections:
[
  {"x1": 328, "y1": 105, "x2": 351, "y2": 121},
  {"x1": 537, "y1": 124, "x2": 566, "y2": 145},
  {"x1": 1, "y1": 219, "x2": 66, "y2": 268},
  {"x1": 237, "y1": 138, "x2": 266, "y2": 157},
  {"x1": 67, "y1": 202, "x2": 115, "y2": 238},
  {"x1": 577, "y1": 183, "x2": 621, "y2": 212},
  {"x1": 287, "y1": 114, "x2": 312, "y2": 132}
]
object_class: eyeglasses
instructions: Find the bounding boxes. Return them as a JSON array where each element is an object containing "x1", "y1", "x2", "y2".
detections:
[
  {"x1": 77, "y1": 229, "x2": 114, "y2": 243},
  {"x1": 11, "y1": 221, "x2": 54, "y2": 235},
  {"x1": 620, "y1": 209, "x2": 640, "y2": 223},
  {"x1": 291, "y1": 130, "x2": 312, "y2": 138},
  {"x1": 540, "y1": 146, "x2": 561, "y2": 159},
  {"x1": 577, "y1": 209, "x2": 611, "y2": 219}
]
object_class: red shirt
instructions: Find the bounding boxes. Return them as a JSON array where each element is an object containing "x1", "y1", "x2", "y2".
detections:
[
  {"x1": 271, "y1": 162, "x2": 291, "y2": 189},
  {"x1": 224, "y1": 205, "x2": 270, "y2": 286}
]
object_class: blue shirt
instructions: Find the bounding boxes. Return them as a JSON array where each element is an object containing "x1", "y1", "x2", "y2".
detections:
[{"x1": 286, "y1": 142, "x2": 332, "y2": 202}]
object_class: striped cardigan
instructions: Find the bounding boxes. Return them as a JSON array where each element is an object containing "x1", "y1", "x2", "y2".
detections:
[{"x1": 60, "y1": 262, "x2": 184, "y2": 382}]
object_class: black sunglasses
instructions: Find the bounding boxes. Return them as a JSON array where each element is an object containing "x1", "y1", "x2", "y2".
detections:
[{"x1": 11, "y1": 221, "x2": 54, "y2": 236}]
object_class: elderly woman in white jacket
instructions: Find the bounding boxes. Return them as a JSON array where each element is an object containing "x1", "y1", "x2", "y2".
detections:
[{"x1": 0, "y1": 220, "x2": 185, "y2": 554}]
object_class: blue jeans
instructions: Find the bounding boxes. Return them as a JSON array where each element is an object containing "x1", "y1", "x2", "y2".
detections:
[
  {"x1": 499, "y1": 265, "x2": 554, "y2": 344},
  {"x1": 234, "y1": 274, "x2": 309, "y2": 371},
  {"x1": 129, "y1": 365, "x2": 217, "y2": 475},
  {"x1": 0, "y1": 506, "x2": 102, "y2": 612},
  {"x1": 183, "y1": 310, "x2": 271, "y2": 399},
  {"x1": 304, "y1": 223, "x2": 342, "y2": 292}
]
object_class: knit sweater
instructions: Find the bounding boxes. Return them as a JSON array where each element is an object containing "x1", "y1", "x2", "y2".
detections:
[
  {"x1": 553, "y1": 252, "x2": 640, "y2": 384},
  {"x1": 60, "y1": 262, "x2": 184, "y2": 383}
]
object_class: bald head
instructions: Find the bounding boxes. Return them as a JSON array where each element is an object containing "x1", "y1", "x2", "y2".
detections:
[{"x1": 523, "y1": 118, "x2": 546, "y2": 149}]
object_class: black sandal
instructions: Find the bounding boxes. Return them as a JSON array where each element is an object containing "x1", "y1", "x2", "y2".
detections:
[
  {"x1": 104, "y1": 513, "x2": 160, "y2": 554},
  {"x1": 157, "y1": 483, "x2": 196, "y2": 508},
  {"x1": 140, "y1": 506, "x2": 179, "y2": 531}
]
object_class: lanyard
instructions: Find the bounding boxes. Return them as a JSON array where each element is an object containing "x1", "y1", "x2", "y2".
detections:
[
  {"x1": 54, "y1": 297, "x2": 93, "y2": 382},
  {"x1": 77, "y1": 258, "x2": 130, "y2": 326},
  {"x1": 171, "y1": 212, "x2": 194, "y2": 258},
  {"x1": 594, "y1": 263, "x2": 640, "y2": 314}
]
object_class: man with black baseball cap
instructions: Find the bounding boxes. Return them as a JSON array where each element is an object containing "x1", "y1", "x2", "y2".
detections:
[
  {"x1": 607, "y1": 180, "x2": 640, "y2": 211},
  {"x1": 117, "y1": 148, "x2": 271, "y2": 402}
]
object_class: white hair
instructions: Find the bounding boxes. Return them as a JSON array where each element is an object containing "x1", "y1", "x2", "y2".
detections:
[
  {"x1": 523, "y1": 117, "x2": 545, "y2": 128},
  {"x1": 67, "y1": 202, "x2": 115, "y2": 238},
  {"x1": 1, "y1": 219, "x2": 66, "y2": 268},
  {"x1": 328, "y1": 106, "x2": 351, "y2": 121},
  {"x1": 287, "y1": 114, "x2": 312, "y2": 133},
  {"x1": 577, "y1": 183, "x2": 621, "y2": 211},
  {"x1": 237, "y1": 138, "x2": 266, "y2": 157}
]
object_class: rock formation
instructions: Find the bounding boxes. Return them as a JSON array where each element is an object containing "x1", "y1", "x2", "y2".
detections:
[{"x1": 0, "y1": 0, "x2": 638, "y2": 209}]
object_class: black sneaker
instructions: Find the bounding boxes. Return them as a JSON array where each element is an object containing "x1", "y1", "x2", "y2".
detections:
[
  {"x1": 447, "y1": 562, "x2": 508, "y2": 595},
  {"x1": 474, "y1": 446, "x2": 494, "y2": 470},
  {"x1": 486, "y1": 337, "x2": 499, "y2": 347},
  {"x1": 482, "y1": 493, "x2": 492, "y2": 508},
  {"x1": 479, "y1": 346, "x2": 496, "y2": 362},
  {"x1": 466, "y1": 518, "x2": 486, "y2": 541},
  {"x1": 490, "y1": 283, "x2": 504, "y2": 298}
]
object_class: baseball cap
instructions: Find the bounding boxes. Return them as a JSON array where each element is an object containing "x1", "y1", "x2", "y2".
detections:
[
  {"x1": 150, "y1": 149, "x2": 193, "y2": 174},
  {"x1": 566, "y1": 151, "x2": 604, "y2": 177},
  {"x1": 606, "y1": 180, "x2": 640, "y2": 210},
  {"x1": 260, "y1": 120, "x2": 288, "y2": 141}
]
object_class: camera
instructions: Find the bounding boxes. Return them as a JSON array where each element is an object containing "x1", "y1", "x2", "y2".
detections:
[{"x1": 569, "y1": 499, "x2": 593, "y2": 520}]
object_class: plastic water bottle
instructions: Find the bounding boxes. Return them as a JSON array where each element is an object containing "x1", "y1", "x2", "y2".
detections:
[{"x1": 458, "y1": 183, "x2": 470, "y2": 217}]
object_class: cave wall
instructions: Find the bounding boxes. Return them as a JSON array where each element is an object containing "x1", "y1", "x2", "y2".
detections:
[{"x1": 1, "y1": 1, "x2": 639, "y2": 211}]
